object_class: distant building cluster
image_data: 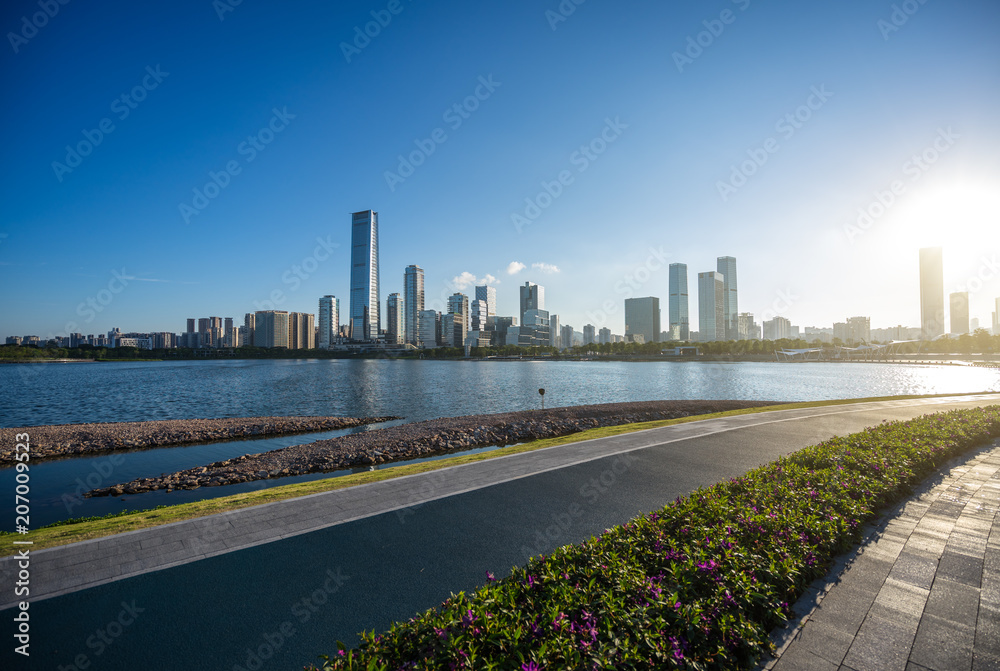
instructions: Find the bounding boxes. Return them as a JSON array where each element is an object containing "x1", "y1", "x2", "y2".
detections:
[{"x1": 8, "y1": 228, "x2": 1000, "y2": 351}]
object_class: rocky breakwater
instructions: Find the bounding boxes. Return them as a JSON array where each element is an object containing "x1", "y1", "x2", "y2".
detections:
[
  {"x1": 86, "y1": 400, "x2": 781, "y2": 497},
  {"x1": 0, "y1": 416, "x2": 400, "y2": 463}
]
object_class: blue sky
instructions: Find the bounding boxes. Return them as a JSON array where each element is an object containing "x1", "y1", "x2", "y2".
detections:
[{"x1": 2, "y1": 0, "x2": 999, "y2": 339}]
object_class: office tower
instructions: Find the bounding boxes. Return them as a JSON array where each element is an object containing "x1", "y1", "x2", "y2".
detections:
[
  {"x1": 519, "y1": 282, "x2": 544, "y2": 323},
  {"x1": 475, "y1": 285, "x2": 497, "y2": 322},
  {"x1": 717, "y1": 256, "x2": 738, "y2": 340},
  {"x1": 404, "y1": 265, "x2": 424, "y2": 346},
  {"x1": 847, "y1": 316, "x2": 871, "y2": 344},
  {"x1": 186, "y1": 318, "x2": 195, "y2": 333},
  {"x1": 418, "y1": 309, "x2": 440, "y2": 348},
  {"x1": 549, "y1": 314, "x2": 560, "y2": 347},
  {"x1": 624, "y1": 297, "x2": 661, "y2": 344},
  {"x1": 523, "y1": 309, "x2": 550, "y2": 347},
  {"x1": 560, "y1": 324, "x2": 573, "y2": 350},
  {"x1": 254, "y1": 311, "x2": 289, "y2": 348},
  {"x1": 386, "y1": 293, "x2": 403, "y2": 344},
  {"x1": 583, "y1": 324, "x2": 596, "y2": 345},
  {"x1": 470, "y1": 299, "x2": 488, "y2": 332},
  {"x1": 668, "y1": 263, "x2": 689, "y2": 341},
  {"x1": 919, "y1": 247, "x2": 944, "y2": 340},
  {"x1": 493, "y1": 316, "x2": 516, "y2": 347},
  {"x1": 949, "y1": 292, "x2": 969, "y2": 335},
  {"x1": 243, "y1": 313, "x2": 255, "y2": 347},
  {"x1": 318, "y1": 296, "x2": 339, "y2": 348},
  {"x1": 350, "y1": 210, "x2": 380, "y2": 341},
  {"x1": 447, "y1": 293, "x2": 469, "y2": 347},
  {"x1": 698, "y1": 271, "x2": 725, "y2": 342}
]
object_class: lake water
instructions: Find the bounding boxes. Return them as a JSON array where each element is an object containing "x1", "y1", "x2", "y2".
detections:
[{"x1": 2, "y1": 359, "x2": 999, "y2": 528}]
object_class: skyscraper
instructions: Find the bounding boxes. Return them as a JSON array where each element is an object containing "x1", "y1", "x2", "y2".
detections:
[
  {"x1": 519, "y1": 282, "x2": 544, "y2": 323},
  {"x1": 549, "y1": 314, "x2": 560, "y2": 347},
  {"x1": 418, "y1": 309, "x2": 439, "y2": 348},
  {"x1": 475, "y1": 285, "x2": 497, "y2": 318},
  {"x1": 318, "y1": 296, "x2": 339, "y2": 348},
  {"x1": 698, "y1": 271, "x2": 725, "y2": 342},
  {"x1": 350, "y1": 210, "x2": 380, "y2": 341},
  {"x1": 717, "y1": 256, "x2": 738, "y2": 341},
  {"x1": 949, "y1": 292, "x2": 969, "y2": 335},
  {"x1": 624, "y1": 297, "x2": 661, "y2": 344},
  {"x1": 243, "y1": 313, "x2": 255, "y2": 347},
  {"x1": 919, "y1": 247, "x2": 944, "y2": 340},
  {"x1": 668, "y1": 263, "x2": 689, "y2": 341},
  {"x1": 447, "y1": 293, "x2": 469, "y2": 347},
  {"x1": 583, "y1": 324, "x2": 596, "y2": 345},
  {"x1": 386, "y1": 293, "x2": 403, "y2": 344},
  {"x1": 404, "y1": 265, "x2": 424, "y2": 346}
]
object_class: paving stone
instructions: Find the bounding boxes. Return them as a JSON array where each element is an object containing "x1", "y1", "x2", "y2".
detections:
[
  {"x1": 889, "y1": 551, "x2": 938, "y2": 590},
  {"x1": 793, "y1": 619, "x2": 856, "y2": 666},
  {"x1": 922, "y1": 578, "x2": 980, "y2": 626},
  {"x1": 977, "y1": 604, "x2": 1000, "y2": 657},
  {"x1": 909, "y1": 612, "x2": 975, "y2": 671},
  {"x1": 938, "y1": 550, "x2": 984, "y2": 588},
  {"x1": 772, "y1": 644, "x2": 840, "y2": 671},
  {"x1": 843, "y1": 614, "x2": 917, "y2": 671},
  {"x1": 870, "y1": 578, "x2": 930, "y2": 625},
  {"x1": 973, "y1": 651, "x2": 1000, "y2": 671}
]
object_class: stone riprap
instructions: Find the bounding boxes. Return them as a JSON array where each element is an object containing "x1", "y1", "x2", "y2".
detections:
[
  {"x1": 85, "y1": 400, "x2": 781, "y2": 497},
  {"x1": 0, "y1": 416, "x2": 400, "y2": 462}
]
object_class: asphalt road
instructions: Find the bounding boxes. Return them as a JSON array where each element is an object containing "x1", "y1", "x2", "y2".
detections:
[{"x1": 5, "y1": 395, "x2": 999, "y2": 671}]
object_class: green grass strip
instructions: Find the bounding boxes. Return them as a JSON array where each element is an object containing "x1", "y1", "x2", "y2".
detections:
[
  {"x1": 309, "y1": 404, "x2": 1000, "y2": 670},
  {"x1": 0, "y1": 392, "x2": 990, "y2": 557}
]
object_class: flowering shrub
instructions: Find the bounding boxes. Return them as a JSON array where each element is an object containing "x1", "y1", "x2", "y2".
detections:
[{"x1": 311, "y1": 406, "x2": 1000, "y2": 670}]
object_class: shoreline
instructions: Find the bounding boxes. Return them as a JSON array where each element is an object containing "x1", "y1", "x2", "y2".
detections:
[
  {"x1": 0, "y1": 415, "x2": 400, "y2": 463},
  {"x1": 85, "y1": 400, "x2": 780, "y2": 497}
]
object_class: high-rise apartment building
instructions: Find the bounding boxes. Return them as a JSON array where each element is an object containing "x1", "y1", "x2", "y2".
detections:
[
  {"x1": 717, "y1": 256, "x2": 738, "y2": 340},
  {"x1": 763, "y1": 316, "x2": 792, "y2": 341},
  {"x1": 254, "y1": 310, "x2": 289, "y2": 348},
  {"x1": 350, "y1": 210, "x2": 380, "y2": 341},
  {"x1": 919, "y1": 247, "x2": 944, "y2": 340},
  {"x1": 698, "y1": 272, "x2": 725, "y2": 342},
  {"x1": 560, "y1": 324, "x2": 574, "y2": 350},
  {"x1": 287, "y1": 312, "x2": 315, "y2": 349},
  {"x1": 599, "y1": 327, "x2": 612, "y2": 345},
  {"x1": 583, "y1": 324, "x2": 596, "y2": 346},
  {"x1": 549, "y1": 314, "x2": 560, "y2": 347},
  {"x1": 668, "y1": 263, "x2": 689, "y2": 341},
  {"x1": 949, "y1": 292, "x2": 969, "y2": 335},
  {"x1": 318, "y1": 296, "x2": 339, "y2": 348},
  {"x1": 404, "y1": 265, "x2": 424, "y2": 346},
  {"x1": 386, "y1": 293, "x2": 403, "y2": 344},
  {"x1": 624, "y1": 297, "x2": 660, "y2": 344},
  {"x1": 243, "y1": 313, "x2": 255, "y2": 347},
  {"x1": 519, "y1": 282, "x2": 544, "y2": 323}
]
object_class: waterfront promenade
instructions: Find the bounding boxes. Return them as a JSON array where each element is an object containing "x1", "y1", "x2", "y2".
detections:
[{"x1": 3, "y1": 393, "x2": 999, "y2": 670}]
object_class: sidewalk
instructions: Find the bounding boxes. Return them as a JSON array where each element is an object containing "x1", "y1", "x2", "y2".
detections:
[{"x1": 765, "y1": 439, "x2": 1000, "y2": 671}]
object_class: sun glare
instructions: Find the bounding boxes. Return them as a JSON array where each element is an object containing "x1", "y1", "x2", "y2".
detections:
[{"x1": 891, "y1": 183, "x2": 1000, "y2": 247}]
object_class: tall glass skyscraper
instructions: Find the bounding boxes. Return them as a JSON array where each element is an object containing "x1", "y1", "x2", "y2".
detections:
[
  {"x1": 350, "y1": 210, "x2": 380, "y2": 341},
  {"x1": 519, "y1": 282, "x2": 544, "y2": 323},
  {"x1": 717, "y1": 256, "x2": 738, "y2": 341},
  {"x1": 919, "y1": 247, "x2": 944, "y2": 340},
  {"x1": 624, "y1": 297, "x2": 660, "y2": 343},
  {"x1": 698, "y1": 271, "x2": 725, "y2": 342},
  {"x1": 668, "y1": 263, "x2": 689, "y2": 340},
  {"x1": 404, "y1": 264, "x2": 424, "y2": 346},
  {"x1": 318, "y1": 295, "x2": 339, "y2": 348}
]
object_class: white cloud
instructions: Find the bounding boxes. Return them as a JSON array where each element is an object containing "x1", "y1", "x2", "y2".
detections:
[
  {"x1": 506, "y1": 261, "x2": 526, "y2": 275},
  {"x1": 531, "y1": 262, "x2": 560, "y2": 274},
  {"x1": 451, "y1": 272, "x2": 501, "y2": 290}
]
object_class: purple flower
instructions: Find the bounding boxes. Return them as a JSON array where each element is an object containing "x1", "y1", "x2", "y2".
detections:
[
  {"x1": 521, "y1": 662, "x2": 541, "y2": 671},
  {"x1": 485, "y1": 571, "x2": 495, "y2": 582}
]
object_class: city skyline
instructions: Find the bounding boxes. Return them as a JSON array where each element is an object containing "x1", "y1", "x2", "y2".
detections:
[{"x1": 2, "y1": 1, "x2": 999, "y2": 338}]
